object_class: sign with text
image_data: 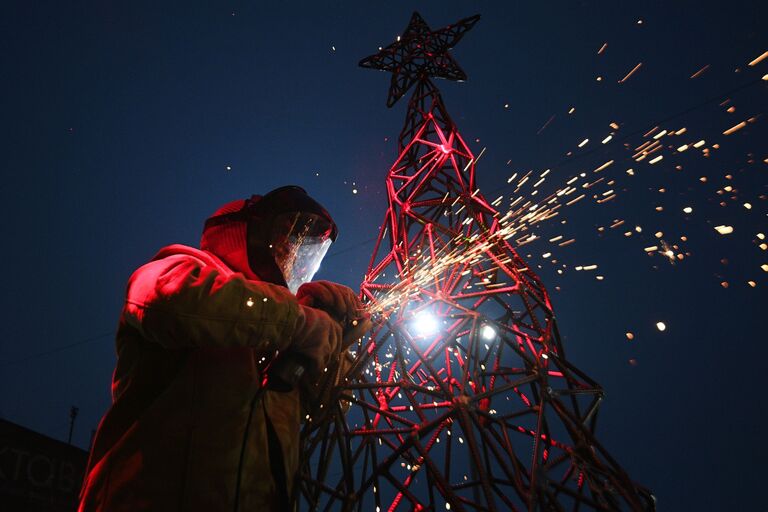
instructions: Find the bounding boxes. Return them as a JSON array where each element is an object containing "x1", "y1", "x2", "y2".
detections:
[{"x1": 0, "y1": 419, "x2": 88, "y2": 512}]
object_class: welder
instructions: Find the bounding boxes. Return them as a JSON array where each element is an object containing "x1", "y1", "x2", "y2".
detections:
[{"x1": 79, "y1": 186, "x2": 369, "y2": 511}]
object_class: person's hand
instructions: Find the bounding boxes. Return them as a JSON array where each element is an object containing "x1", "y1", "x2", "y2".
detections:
[
  {"x1": 289, "y1": 306, "x2": 343, "y2": 380},
  {"x1": 296, "y1": 281, "x2": 366, "y2": 324}
]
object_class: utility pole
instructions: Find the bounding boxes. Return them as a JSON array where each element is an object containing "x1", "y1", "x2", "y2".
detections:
[{"x1": 68, "y1": 405, "x2": 79, "y2": 445}]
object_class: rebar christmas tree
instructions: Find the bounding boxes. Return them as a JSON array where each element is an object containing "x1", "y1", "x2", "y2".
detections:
[{"x1": 298, "y1": 12, "x2": 654, "y2": 511}]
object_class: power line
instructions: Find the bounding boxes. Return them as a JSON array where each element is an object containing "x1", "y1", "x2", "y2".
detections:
[{"x1": 0, "y1": 331, "x2": 115, "y2": 367}]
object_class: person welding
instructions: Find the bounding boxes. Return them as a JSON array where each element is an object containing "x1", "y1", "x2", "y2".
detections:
[{"x1": 78, "y1": 186, "x2": 370, "y2": 511}]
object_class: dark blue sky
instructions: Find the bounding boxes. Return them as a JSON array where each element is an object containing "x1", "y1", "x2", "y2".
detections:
[{"x1": 2, "y1": 1, "x2": 766, "y2": 509}]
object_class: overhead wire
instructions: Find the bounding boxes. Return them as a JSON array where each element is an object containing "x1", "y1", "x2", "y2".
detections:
[{"x1": 0, "y1": 331, "x2": 115, "y2": 367}]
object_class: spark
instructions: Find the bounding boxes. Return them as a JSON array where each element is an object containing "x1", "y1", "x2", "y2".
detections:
[
  {"x1": 597, "y1": 194, "x2": 616, "y2": 204},
  {"x1": 594, "y1": 160, "x2": 614, "y2": 172},
  {"x1": 689, "y1": 64, "x2": 710, "y2": 79},
  {"x1": 597, "y1": 43, "x2": 608, "y2": 55},
  {"x1": 656, "y1": 322, "x2": 666, "y2": 332},
  {"x1": 537, "y1": 114, "x2": 556, "y2": 135},
  {"x1": 649, "y1": 155, "x2": 664, "y2": 164},
  {"x1": 683, "y1": 206, "x2": 693, "y2": 214},
  {"x1": 714, "y1": 225, "x2": 734, "y2": 235},
  {"x1": 644, "y1": 126, "x2": 659, "y2": 137},
  {"x1": 722, "y1": 121, "x2": 747, "y2": 135},
  {"x1": 618, "y1": 62, "x2": 643, "y2": 83},
  {"x1": 578, "y1": 138, "x2": 589, "y2": 148},
  {"x1": 748, "y1": 50, "x2": 768, "y2": 67}
]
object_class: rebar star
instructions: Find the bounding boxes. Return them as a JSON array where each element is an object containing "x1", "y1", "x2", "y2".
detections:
[{"x1": 359, "y1": 12, "x2": 480, "y2": 107}]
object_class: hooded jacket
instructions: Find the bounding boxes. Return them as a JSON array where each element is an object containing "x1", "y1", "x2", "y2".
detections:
[{"x1": 79, "y1": 217, "x2": 342, "y2": 511}]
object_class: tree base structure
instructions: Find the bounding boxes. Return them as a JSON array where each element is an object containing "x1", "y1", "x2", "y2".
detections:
[{"x1": 297, "y1": 12, "x2": 654, "y2": 511}]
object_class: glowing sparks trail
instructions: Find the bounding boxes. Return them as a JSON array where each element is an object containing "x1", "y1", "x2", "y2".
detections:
[
  {"x1": 748, "y1": 50, "x2": 768, "y2": 67},
  {"x1": 690, "y1": 64, "x2": 710, "y2": 79},
  {"x1": 723, "y1": 121, "x2": 747, "y2": 135},
  {"x1": 619, "y1": 62, "x2": 643, "y2": 83}
]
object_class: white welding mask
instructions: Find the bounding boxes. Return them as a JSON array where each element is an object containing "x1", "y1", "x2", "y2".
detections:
[{"x1": 268, "y1": 211, "x2": 335, "y2": 293}]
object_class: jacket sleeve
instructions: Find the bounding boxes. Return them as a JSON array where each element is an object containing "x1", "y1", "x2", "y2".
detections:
[{"x1": 123, "y1": 254, "x2": 303, "y2": 351}]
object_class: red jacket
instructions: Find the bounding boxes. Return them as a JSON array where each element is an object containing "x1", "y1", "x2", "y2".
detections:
[{"x1": 78, "y1": 244, "x2": 341, "y2": 511}]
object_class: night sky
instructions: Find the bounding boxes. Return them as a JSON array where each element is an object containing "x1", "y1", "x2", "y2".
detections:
[{"x1": 2, "y1": 1, "x2": 767, "y2": 509}]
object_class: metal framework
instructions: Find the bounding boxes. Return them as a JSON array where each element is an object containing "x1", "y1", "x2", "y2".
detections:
[{"x1": 297, "y1": 12, "x2": 654, "y2": 511}]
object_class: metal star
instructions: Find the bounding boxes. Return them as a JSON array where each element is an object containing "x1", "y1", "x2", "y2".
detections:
[{"x1": 359, "y1": 12, "x2": 480, "y2": 107}]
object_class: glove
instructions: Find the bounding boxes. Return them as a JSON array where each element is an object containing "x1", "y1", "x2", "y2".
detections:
[
  {"x1": 289, "y1": 305, "x2": 344, "y2": 380},
  {"x1": 297, "y1": 281, "x2": 371, "y2": 350},
  {"x1": 296, "y1": 281, "x2": 366, "y2": 324}
]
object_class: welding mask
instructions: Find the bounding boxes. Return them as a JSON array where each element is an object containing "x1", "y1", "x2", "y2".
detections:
[
  {"x1": 268, "y1": 211, "x2": 335, "y2": 293},
  {"x1": 245, "y1": 186, "x2": 338, "y2": 292}
]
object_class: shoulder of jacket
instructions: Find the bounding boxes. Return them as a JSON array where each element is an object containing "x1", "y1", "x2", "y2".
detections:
[{"x1": 148, "y1": 245, "x2": 234, "y2": 273}]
